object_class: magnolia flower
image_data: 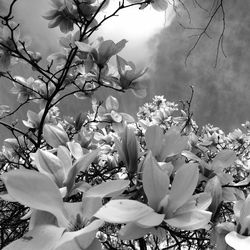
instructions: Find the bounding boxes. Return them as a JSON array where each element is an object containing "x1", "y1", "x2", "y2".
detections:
[
  {"x1": 116, "y1": 55, "x2": 147, "y2": 97},
  {"x1": 10, "y1": 76, "x2": 37, "y2": 103},
  {"x1": 1, "y1": 167, "x2": 130, "y2": 250},
  {"x1": 182, "y1": 149, "x2": 244, "y2": 215},
  {"x1": 75, "y1": 38, "x2": 127, "y2": 68},
  {"x1": 1, "y1": 169, "x2": 103, "y2": 250},
  {"x1": 31, "y1": 146, "x2": 99, "y2": 196},
  {"x1": 95, "y1": 152, "x2": 212, "y2": 240},
  {"x1": 225, "y1": 195, "x2": 250, "y2": 250},
  {"x1": 44, "y1": 0, "x2": 76, "y2": 33},
  {"x1": 23, "y1": 109, "x2": 50, "y2": 129}
]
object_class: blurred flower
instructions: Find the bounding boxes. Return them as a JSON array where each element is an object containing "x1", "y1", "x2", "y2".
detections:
[
  {"x1": 11, "y1": 76, "x2": 36, "y2": 103},
  {"x1": 44, "y1": 0, "x2": 76, "y2": 33},
  {"x1": 0, "y1": 22, "x2": 20, "y2": 69},
  {"x1": 116, "y1": 55, "x2": 147, "y2": 97},
  {"x1": 75, "y1": 38, "x2": 127, "y2": 68}
]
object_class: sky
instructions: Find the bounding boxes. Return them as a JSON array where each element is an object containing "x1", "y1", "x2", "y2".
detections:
[{"x1": 13, "y1": 0, "x2": 174, "y2": 64}]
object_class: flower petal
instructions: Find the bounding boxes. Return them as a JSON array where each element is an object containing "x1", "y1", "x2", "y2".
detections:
[
  {"x1": 168, "y1": 163, "x2": 199, "y2": 213},
  {"x1": 55, "y1": 219, "x2": 103, "y2": 250},
  {"x1": 119, "y1": 223, "x2": 155, "y2": 240},
  {"x1": 145, "y1": 125, "x2": 164, "y2": 160},
  {"x1": 84, "y1": 179, "x2": 130, "y2": 198},
  {"x1": 136, "y1": 212, "x2": 165, "y2": 228},
  {"x1": 143, "y1": 151, "x2": 170, "y2": 211},
  {"x1": 94, "y1": 199, "x2": 154, "y2": 224},
  {"x1": 165, "y1": 210, "x2": 211, "y2": 230},
  {"x1": 3, "y1": 225, "x2": 64, "y2": 250},
  {"x1": 225, "y1": 231, "x2": 250, "y2": 250}
]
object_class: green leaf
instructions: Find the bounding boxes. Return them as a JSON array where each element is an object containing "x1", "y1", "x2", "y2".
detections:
[
  {"x1": 3, "y1": 169, "x2": 68, "y2": 227},
  {"x1": 143, "y1": 151, "x2": 170, "y2": 211},
  {"x1": 94, "y1": 199, "x2": 154, "y2": 224}
]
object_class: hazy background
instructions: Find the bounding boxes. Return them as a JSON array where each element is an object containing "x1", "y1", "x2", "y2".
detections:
[{"x1": 0, "y1": 0, "x2": 250, "y2": 142}]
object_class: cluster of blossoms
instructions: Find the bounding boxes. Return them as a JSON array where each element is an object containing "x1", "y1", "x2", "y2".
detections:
[{"x1": 1, "y1": 94, "x2": 250, "y2": 249}]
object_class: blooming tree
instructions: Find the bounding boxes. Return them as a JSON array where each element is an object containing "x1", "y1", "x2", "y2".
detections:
[{"x1": 0, "y1": 0, "x2": 250, "y2": 250}]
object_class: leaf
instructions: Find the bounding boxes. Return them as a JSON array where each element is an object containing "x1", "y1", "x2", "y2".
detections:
[
  {"x1": 143, "y1": 151, "x2": 170, "y2": 211},
  {"x1": 165, "y1": 210, "x2": 212, "y2": 230},
  {"x1": 84, "y1": 180, "x2": 130, "y2": 198},
  {"x1": 94, "y1": 199, "x2": 154, "y2": 224},
  {"x1": 3, "y1": 169, "x2": 68, "y2": 227},
  {"x1": 167, "y1": 163, "x2": 199, "y2": 213},
  {"x1": 3, "y1": 225, "x2": 65, "y2": 250}
]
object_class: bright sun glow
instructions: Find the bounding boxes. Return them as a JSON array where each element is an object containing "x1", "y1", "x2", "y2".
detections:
[{"x1": 98, "y1": 2, "x2": 175, "y2": 63}]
